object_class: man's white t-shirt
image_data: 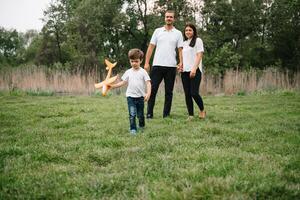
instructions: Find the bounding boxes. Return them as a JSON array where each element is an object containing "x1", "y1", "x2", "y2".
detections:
[
  {"x1": 150, "y1": 26, "x2": 183, "y2": 67},
  {"x1": 182, "y1": 38, "x2": 204, "y2": 72},
  {"x1": 121, "y1": 67, "x2": 151, "y2": 97}
]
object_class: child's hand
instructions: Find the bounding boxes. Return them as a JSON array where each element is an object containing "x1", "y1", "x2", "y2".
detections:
[
  {"x1": 144, "y1": 93, "x2": 150, "y2": 102},
  {"x1": 107, "y1": 83, "x2": 113, "y2": 89}
]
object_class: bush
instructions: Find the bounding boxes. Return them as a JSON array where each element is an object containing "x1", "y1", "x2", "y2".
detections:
[{"x1": 204, "y1": 43, "x2": 241, "y2": 75}]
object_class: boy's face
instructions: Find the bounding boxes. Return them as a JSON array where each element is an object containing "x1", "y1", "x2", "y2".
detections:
[{"x1": 130, "y1": 58, "x2": 142, "y2": 69}]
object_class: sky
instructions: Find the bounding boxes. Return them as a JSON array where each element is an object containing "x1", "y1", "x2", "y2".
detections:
[{"x1": 0, "y1": 0, "x2": 51, "y2": 32}]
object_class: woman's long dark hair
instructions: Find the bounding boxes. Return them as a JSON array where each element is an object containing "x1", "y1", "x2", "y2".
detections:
[{"x1": 184, "y1": 23, "x2": 197, "y2": 47}]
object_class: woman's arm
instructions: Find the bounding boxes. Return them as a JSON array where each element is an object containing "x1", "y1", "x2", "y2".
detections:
[{"x1": 190, "y1": 52, "x2": 203, "y2": 78}]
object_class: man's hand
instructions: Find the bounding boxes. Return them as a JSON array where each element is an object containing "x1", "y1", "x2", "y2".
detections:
[
  {"x1": 144, "y1": 44, "x2": 155, "y2": 73},
  {"x1": 144, "y1": 63, "x2": 150, "y2": 73},
  {"x1": 144, "y1": 93, "x2": 150, "y2": 102}
]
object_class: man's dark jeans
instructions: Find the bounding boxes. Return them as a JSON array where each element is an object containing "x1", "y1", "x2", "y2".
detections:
[
  {"x1": 127, "y1": 97, "x2": 145, "y2": 131},
  {"x1": 147, "y1": 66, "x2": 177, "y2": 118}
]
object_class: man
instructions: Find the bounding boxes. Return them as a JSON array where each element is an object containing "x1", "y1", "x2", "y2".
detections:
[{"x1": 144, "y1": 10, "x2": 183, "y2": 118}]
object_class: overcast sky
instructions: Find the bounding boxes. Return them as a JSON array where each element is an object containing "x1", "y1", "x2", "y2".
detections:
[{"x1": 0, "y1": 0, "x2": 51, "y2": 32}]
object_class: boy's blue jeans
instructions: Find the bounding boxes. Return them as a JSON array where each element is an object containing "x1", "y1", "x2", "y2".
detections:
[{"x1": 127, "y1": 97, "x2": 145, "y2": 132}]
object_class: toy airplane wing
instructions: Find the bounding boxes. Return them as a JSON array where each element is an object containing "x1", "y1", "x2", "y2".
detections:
[
  {"x1": 94, "y1": 75, "x2": 118, "y2": 89},
  {"x1": 101, "y1": 76, "x2": 118, "y2": 96},
  {"x1": 105, "y1": 59, "x2": 117, "y2": 70},
  {"x1": 106, "y1": 75, "x2": 118, "y2": 84},
  {"x1": 94, "y1": 81, "x2": 105, "y2": 89}
]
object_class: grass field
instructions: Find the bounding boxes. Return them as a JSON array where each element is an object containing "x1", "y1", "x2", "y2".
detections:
[{"x1": 0, "y1": 91, "x2": 299, "y2": 199}]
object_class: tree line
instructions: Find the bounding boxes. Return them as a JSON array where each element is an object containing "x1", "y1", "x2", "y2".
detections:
[{"x1": 0, "y1": 0, "x2": 299, "y2": 77}]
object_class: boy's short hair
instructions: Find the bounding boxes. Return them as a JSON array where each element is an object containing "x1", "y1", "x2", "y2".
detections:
[{"x1": 128, "y1": 48, "x2": 144, "y2": 60}]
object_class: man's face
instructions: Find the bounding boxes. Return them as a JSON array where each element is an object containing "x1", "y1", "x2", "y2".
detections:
[{"x1": 165, "y1": 12, "x2": 175, "y2": 25}]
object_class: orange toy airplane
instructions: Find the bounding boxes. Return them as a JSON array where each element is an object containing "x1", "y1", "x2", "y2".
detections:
[{"x1": 94, "y1": 59, "x2": 118, "y2": 96}]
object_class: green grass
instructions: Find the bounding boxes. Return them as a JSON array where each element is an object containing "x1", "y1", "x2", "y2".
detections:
[{"x1": 0, "y1": 91, "x2": 299, "y2": 199}]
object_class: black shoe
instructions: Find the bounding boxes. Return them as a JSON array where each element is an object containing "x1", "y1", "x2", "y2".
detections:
[
  {"x1": 146, "y1": 114, "x2": 153, "y2": 119},
  {"x1": 163, "y1": 114, "x2": 170, "y2": 118}
]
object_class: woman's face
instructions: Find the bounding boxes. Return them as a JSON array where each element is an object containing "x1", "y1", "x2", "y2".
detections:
[{"x1": 185, "y1": 26, "x2": 194, "y2": 39}]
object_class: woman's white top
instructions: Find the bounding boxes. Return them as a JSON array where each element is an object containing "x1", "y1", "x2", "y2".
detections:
[{"x1": 182, "y1": 37, "x2": 204, "y2": 72}]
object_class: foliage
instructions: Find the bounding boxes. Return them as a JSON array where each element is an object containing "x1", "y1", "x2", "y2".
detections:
[
  {"x1": 0, "y1": 28, "x2": 25, "y2": 66},
  {"x1": 0, "y1": 0, "x2": 299, "y2": 73},
  {"x1": 268, "y1": 0, "x2": 300, "y2": 71},
  {"x1": 205, "y1": 42, "x2": 241, "y2": 75}
]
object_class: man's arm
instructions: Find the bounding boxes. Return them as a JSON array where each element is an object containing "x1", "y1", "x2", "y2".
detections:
[
  {"x1": 144, "y1": 44, "x2": 155, "y2": 72},
  {"x1": 178, "y1": 47, "x2": 183, "y2": 69}
]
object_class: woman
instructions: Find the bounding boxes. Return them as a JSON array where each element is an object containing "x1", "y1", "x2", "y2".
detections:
[{"x1": 179, "y1": 23, "x2": 206, "y2": 120}]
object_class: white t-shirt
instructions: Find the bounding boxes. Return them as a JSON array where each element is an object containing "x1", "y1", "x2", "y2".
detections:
[
  {"x1": 150, "y1": 26, "x2": 183, "y2": 67},
  {"x1": 121, "y1": 67, "x2": 151, "y2": 97},
  {"x1": 182, "y1": 38, "x2": 204, "y2": 72}
]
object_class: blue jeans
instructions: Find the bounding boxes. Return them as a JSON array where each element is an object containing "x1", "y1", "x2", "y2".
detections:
[{"x1": 127, "y1": 97, "x2": 145, "y2": 131}]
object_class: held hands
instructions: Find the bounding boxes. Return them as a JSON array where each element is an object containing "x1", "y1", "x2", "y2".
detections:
[{"x1": 177, "y1": 63, "x2": 183, "y2": 73}]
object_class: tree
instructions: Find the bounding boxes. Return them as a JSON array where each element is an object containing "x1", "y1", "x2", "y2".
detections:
[
  {"x1": 153, "y1": 0, "x2": 198, "y2": 30},
  {"x1": 0, "y1": 27, "x2": 25, "y2": 66},
  {"x1": 268, "y1": 0, "x2": 300, "y2": 70},
  {"x1": 123, "y1": 0, "x2": 153, "y2": 54},
  {"x1": 41, "y1": 0, "x2": 69, "y2": 65}
]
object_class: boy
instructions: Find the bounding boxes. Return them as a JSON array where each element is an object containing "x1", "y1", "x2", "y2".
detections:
[{"x1": 110, "y1": 48, "x2": 151, "y2": 135}]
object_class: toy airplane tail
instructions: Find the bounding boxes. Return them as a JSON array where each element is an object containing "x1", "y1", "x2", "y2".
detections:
[{"x1": 105, "y1": 59, "x2": 117, "y2": 70}]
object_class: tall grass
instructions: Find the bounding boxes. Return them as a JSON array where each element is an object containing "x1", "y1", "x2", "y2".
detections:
[
  {"x1": 0, "y1": 67, "x2": 96, "y2": 95},
  {"x1": 0, "y1": 66, "x2": 299, "y2": 95}
]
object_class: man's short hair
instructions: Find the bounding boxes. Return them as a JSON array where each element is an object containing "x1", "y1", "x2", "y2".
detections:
[
  {"x1": 128, "y1": 48, "x2": 144, "y2": 60},
  {"x1": 165, "y1": 10, "x2": 175, "y2": 16}
]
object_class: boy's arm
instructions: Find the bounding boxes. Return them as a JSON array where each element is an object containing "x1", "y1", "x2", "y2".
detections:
[
  {"x1": 144, "y1": 80, "x2": 151, "y2": 102},
  {"x1": 109, "y1": 80, "x2": 127, "y2": 89}
]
